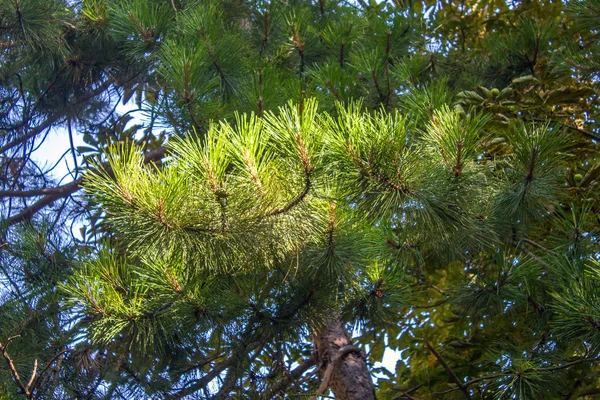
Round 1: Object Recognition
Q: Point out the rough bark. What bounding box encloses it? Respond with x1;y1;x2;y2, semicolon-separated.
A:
313;316;376;400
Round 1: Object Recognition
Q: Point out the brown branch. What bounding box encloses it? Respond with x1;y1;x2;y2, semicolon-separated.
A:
374;170;408;193
521;238;557;255
413;299;448;309
0;184;83;199
433;357;600;396
25;359;37;394
168;327;265;399
265;135;312;217
0;335;30;397
0;116;58;155
526;117;600;141
168;359;235;398
259;12;269;54
384;30;392;107
392;383;424;400
371;69;385;100
534;357;600;372
33;349;70;391
214;368;237;399
386;238;419;250
326;80;344;103
578;388;600;397
4;146;166;227
0;79;114;156
425;340;471;399
264;174;311;217
5;179;82;225
263;358;316;399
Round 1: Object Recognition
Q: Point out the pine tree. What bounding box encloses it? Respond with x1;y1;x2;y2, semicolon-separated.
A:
1;0;599;398
68;95;600;399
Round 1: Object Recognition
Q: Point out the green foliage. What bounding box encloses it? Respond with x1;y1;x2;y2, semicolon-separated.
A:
64;97;599;398
1;0;600;398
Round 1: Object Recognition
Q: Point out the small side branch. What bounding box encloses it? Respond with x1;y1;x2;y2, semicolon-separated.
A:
425;340;471;399
265;135;313;217
0;336;28;396
432;357;600;396
0;335;45;399
521;238;557;255
265;174;311;217
392;383;424;400
3;146;166;227
264;358;316;398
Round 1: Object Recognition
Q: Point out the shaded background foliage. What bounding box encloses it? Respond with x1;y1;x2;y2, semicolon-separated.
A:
0;0;599;398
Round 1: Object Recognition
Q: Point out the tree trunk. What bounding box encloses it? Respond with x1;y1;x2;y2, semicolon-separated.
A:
313;316;377;400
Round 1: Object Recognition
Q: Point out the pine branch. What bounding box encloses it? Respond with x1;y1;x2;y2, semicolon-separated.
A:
0;116;59;155
425;340;471;399
521;238;557;255
263;358;316;399
392;383;423;400
384;30;392;107
0;335;37;399
432;357;600;396
25;359;37;394
0;184;82;199
168;325;266;399
32;349;70;392
265;174;311;217
3;146;166;227
526;117;600;141
168;359;234;398
578;388;600;397
0;79;114;155
264;132;313;217
0;336;25;394
326;80;344;103
6;179;82;226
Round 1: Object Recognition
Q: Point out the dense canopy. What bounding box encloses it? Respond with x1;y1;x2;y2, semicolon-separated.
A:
0;0;599;399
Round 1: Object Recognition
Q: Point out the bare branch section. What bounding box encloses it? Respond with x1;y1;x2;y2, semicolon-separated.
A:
431;356;600;396
0;79;114;156
0;335;71;399
263;358;316;399
425;340;471;399
3;146;167;227
0;336;29;397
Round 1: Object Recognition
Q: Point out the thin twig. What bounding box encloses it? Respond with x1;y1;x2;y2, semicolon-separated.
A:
26;359;37;392
521;238;557;255
392;383;424;400
425;340;471;399
33;349;70;390
0;335;29;397
432;357;600;396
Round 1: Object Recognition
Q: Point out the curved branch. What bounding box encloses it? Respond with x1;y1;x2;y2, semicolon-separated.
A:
264;133;313;217
0;116;60;155
264;173;311;217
